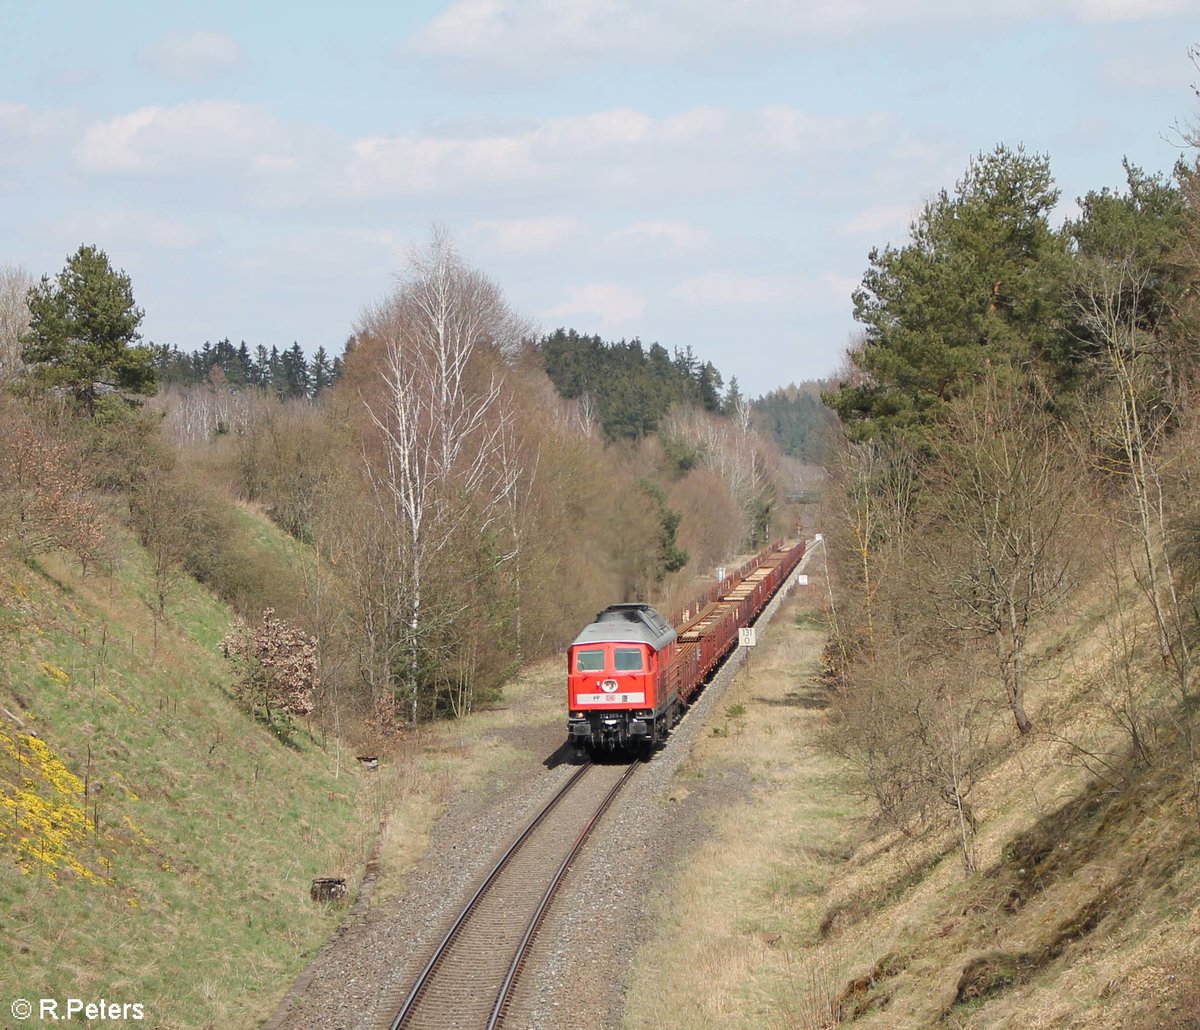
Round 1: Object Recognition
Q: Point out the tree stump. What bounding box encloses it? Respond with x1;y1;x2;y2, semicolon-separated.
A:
310;877;348;903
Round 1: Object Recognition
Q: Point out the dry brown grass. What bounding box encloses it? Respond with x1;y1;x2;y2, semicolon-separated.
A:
623;581;869;1029
621;554;1200;1030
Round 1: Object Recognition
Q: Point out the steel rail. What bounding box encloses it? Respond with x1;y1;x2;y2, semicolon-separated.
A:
486;761;639;1030
389;761;594;1030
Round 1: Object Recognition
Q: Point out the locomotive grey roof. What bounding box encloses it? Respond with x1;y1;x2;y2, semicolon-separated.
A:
571;603;677;650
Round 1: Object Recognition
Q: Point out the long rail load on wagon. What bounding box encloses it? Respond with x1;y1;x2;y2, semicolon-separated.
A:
565;539;806;756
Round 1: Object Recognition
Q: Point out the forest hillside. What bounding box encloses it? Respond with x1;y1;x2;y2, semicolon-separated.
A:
807;133;1200;1025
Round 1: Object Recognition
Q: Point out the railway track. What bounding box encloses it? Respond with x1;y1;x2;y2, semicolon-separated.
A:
390;760;637;1030
389;544;805;1028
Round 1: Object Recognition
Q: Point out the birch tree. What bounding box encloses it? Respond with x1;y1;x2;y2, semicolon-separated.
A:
661;405;778;547
823;434;919;661
0;264;33;388
361;228;528;721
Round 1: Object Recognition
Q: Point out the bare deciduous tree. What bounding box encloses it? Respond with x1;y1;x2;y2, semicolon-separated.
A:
156;378;256;450
130;473;189;649
1075;251;1200;817
661;405;779;547
0;401;103;565
0;264;34;388
825;641;993;875
822;434;919;663
1077;257;1179;662
923;375;1079;736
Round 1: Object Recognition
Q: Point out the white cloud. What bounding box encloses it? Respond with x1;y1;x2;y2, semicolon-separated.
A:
544;283;646;325
1101;52;1194;92
606;221;711;254
754;106;892;157
0;102;45;138
62;210;208;251
671;272;798;306
76;102;285;174
817;272;862;306
405;0;676;75
670;270;863;310
341;104;878;200
344;132;536;195
405;0;1182;76
839;204;915;236
0;102;79;165
143;30;244;81
473;215;580;255
65;97;883;211
534;109;654;151
1067;0;1188;21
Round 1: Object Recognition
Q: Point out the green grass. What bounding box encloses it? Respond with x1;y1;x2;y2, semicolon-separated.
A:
231;501;308;571
0;518;371;1029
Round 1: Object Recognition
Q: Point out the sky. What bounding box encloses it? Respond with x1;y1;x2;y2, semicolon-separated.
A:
2;2;1196;398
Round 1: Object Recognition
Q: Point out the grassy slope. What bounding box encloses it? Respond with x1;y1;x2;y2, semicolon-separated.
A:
0;513;371;1029
624;567;1200;1029
624;592;861;1030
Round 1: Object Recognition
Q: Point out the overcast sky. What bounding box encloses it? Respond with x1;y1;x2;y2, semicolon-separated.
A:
2;2;1196;397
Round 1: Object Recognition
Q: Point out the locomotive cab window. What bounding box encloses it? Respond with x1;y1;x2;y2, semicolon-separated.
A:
614;648;644;672
576;649;605;672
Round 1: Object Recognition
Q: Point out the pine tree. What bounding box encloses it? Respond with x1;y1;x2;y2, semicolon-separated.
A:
281;342;310;398
829;145;1069;440
237;341;254;383
22;244;156;416
310;345;333;396
697;361;724;412
723;375;744;416
254;344;270;389
267;345;282;397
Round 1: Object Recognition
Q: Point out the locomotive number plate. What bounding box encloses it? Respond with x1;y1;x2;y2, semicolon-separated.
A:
575;692;646;705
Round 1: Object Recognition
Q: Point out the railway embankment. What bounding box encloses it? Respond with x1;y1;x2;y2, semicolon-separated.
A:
0;512;377;1027
621;554;857;1029
622;559;1200;1029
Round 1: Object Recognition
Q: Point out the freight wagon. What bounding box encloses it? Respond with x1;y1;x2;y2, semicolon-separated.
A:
566;540;806;755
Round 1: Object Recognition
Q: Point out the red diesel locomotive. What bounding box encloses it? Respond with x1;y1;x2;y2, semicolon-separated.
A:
566;603;682;754
566;540;807;755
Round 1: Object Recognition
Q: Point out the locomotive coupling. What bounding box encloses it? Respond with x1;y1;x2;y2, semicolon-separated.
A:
568;711;651;750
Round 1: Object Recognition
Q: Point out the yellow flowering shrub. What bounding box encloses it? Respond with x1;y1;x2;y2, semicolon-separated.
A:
37;661;70;685
0;728;96;880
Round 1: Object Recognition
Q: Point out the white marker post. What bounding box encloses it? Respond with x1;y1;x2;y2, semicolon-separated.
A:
739;626;756;677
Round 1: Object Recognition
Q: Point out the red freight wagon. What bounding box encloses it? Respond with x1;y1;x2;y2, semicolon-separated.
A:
566;540;807;757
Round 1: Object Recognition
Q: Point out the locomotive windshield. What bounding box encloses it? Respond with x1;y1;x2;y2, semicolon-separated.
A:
614;648;644;671
576;649;605;672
